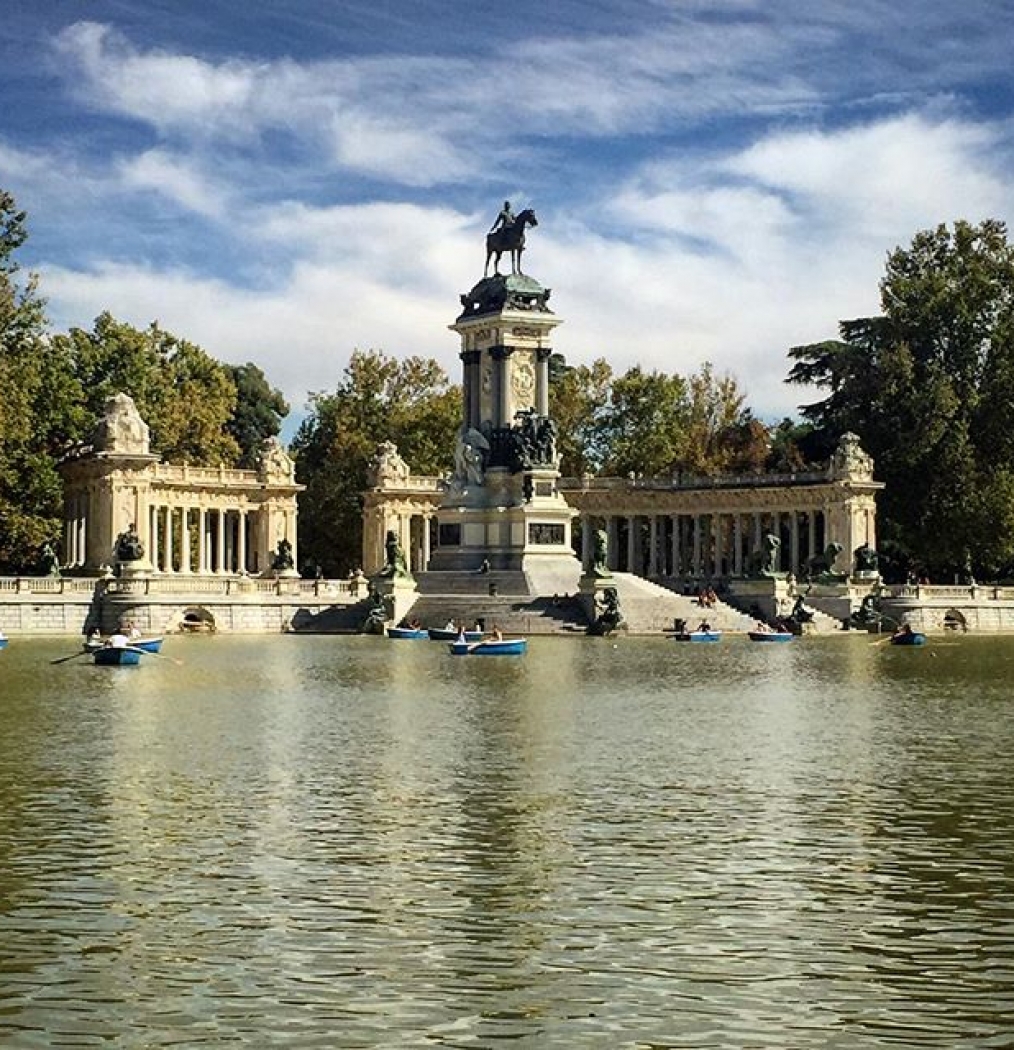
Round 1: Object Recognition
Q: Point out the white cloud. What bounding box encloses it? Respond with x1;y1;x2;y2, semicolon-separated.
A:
35;106;1014;426
117;150;228;217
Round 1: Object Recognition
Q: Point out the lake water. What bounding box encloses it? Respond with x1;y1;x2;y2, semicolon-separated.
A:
1;634;1013;1048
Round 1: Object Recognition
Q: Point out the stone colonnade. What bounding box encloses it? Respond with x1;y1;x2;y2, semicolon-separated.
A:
362;433;884;580
574;508;830;578
60;395;303;577
61;462;303;576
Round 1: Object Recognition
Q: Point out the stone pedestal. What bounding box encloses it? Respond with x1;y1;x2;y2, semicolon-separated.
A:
428;272;579;579
372;575;419;626
577;571;618;622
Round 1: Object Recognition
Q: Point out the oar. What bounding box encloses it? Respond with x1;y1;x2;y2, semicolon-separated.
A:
51;648;93;665
126;645;183;665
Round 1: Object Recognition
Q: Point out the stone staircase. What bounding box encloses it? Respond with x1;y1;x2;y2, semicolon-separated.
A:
407;569;588;635
404;570;756;636
607;574;758;634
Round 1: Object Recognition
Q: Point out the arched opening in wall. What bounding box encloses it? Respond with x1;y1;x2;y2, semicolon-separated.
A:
180;606;216;633
943;609;967;632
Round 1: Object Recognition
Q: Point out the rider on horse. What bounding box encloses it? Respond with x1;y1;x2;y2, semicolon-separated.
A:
489;200;515;234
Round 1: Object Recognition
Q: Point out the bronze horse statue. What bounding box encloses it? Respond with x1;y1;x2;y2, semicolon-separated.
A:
485;208;538;277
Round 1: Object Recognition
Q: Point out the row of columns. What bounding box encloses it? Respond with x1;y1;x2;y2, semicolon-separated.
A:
460;347;552;432
579;510;828;579
64;493;89;569
146;505;270;575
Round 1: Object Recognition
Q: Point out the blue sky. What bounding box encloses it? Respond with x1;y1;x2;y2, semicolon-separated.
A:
4;0;1014;434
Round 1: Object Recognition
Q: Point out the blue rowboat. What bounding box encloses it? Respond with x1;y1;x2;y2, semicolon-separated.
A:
428;628;484;642
890;631;926;646
449;638;527;656
85;635;162;653
131;636;163;653
672;631;722;643
0;638;8;650
93;646;142;666
387;626;429;640
748;631;794;643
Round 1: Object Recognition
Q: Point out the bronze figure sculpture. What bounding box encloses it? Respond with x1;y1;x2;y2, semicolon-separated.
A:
485;206;538;277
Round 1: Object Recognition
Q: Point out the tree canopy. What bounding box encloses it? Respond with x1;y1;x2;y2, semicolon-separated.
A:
788;219;1014;579
0;189;292;572
291;349;460;575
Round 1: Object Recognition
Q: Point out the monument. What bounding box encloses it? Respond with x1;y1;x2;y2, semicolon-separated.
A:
427;203;578;578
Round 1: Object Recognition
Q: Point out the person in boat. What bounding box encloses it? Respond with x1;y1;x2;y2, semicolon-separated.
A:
105;630;130;649
491;623;504;641
697;619;712;633
444;618;456;631
893;622;915;638
673;617;687;635
754;621;772;633
86;627;101;646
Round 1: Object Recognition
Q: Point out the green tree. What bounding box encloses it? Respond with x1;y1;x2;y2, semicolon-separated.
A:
226;363;290;468
788;219;1014;578
596;366;690;478
548;356;613;476
0;192;86;571
292;349;459;575
60;313;241;464
682;363;763;474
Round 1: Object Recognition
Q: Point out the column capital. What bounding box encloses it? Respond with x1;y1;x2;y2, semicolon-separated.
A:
489;344;514;362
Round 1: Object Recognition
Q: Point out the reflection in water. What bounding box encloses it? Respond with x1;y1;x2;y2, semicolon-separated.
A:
1;635;1013;1046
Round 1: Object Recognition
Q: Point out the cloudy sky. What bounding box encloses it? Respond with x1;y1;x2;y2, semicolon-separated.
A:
4;1;1013;434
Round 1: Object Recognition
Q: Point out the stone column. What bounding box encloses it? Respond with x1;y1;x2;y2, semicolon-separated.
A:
150;506;161;572
421;514;432;571
237;510;248;574
535;348;551;417
607;516;619;572
76;498;86;568
807;510;817;560
692;516;702;577
648;516;660;577
671;515;681;578
180;507;192;573
197;508;207;572
790;512;800;574
216;509;226;574
162;505;172;573
581;516;592;569
289;509;299;572
712;514;724;577
626;516;636;574
225;511;235;573
491;346;512;429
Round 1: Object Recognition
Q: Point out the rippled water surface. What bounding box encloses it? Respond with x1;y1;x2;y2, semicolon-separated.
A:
2;633;1014;1047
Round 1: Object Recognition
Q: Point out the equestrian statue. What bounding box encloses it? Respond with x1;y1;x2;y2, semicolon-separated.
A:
485;200;539;277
